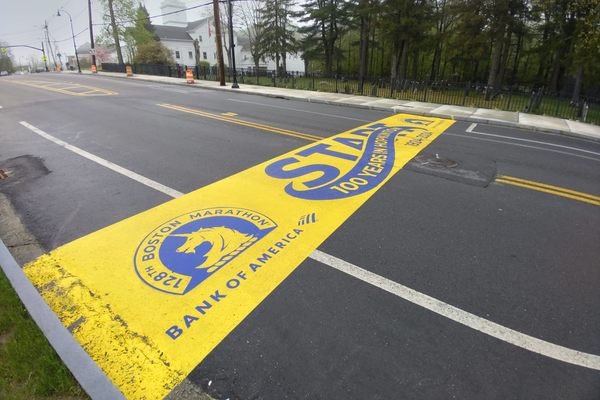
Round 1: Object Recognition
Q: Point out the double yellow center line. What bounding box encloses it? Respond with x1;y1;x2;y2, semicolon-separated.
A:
159;103;599;207
496;175;600;206
158;103;322;142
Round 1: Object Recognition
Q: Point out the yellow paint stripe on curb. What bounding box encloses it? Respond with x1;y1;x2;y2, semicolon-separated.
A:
496;178;600;206
24;114;454;399
159;103;323;142
498;175;600;202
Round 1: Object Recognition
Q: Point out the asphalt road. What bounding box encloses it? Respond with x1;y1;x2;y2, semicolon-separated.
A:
1;73;599;400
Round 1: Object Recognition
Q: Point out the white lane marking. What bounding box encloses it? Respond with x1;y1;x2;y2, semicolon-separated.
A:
309;250;600;371
466;125;600;157
446;133;600;162
466;123;477;133
227;98;372;122
19;121;184;198
19;120;600;371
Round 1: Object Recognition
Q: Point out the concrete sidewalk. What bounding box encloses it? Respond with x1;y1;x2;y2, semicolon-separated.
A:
72;70;600;142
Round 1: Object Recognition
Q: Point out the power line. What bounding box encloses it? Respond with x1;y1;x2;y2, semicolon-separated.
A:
92;1;215;26
53;27;89;43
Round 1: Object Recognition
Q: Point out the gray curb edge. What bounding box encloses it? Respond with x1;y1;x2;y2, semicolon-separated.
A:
0;240;125;400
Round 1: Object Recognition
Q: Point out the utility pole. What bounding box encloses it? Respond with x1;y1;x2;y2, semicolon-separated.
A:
44;21;58;70
41;42;49;71
212;0;226;86
227;0;239;88
88;0;96;71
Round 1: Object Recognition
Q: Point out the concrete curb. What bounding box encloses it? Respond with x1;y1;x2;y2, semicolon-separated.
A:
0;240;125;400
73;71;600;143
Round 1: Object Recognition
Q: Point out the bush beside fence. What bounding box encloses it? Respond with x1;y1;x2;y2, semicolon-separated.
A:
101;63;599;126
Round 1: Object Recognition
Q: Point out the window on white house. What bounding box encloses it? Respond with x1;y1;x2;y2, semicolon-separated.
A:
199;35;202;42
214;52;216;60
175;51;180;59
203;52;207;60
188;51;193;59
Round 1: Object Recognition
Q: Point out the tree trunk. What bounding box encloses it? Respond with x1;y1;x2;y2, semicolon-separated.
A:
281;51;287;75
108;0;124;64
571;64;583;104
358;0;370;92
411;48;419;80
430;43;441;81
485;28;504;99
510;32;523;84
390;40;400;79
496;30;511;88
548;51;562;93
398;40;409;81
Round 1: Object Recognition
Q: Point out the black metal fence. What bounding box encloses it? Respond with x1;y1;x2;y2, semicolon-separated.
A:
101;63;600;126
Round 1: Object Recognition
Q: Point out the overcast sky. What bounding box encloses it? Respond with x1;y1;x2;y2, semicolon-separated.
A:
0;0;212;65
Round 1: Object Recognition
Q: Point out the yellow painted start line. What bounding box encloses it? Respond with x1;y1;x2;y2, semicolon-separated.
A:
11;79;117;96
24;114;454;399
496;175;600;206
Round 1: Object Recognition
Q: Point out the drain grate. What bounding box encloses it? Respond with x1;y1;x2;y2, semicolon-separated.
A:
0;169;9;180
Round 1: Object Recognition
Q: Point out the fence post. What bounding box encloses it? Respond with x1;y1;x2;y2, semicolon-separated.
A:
312;73;315;91
507;86;513;110
335;74;338;93
581;102;589;122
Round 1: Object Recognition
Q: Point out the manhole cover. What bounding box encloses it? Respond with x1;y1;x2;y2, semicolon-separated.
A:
414;154;458;168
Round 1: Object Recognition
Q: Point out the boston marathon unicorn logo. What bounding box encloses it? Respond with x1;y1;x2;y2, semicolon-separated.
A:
134;208;277;295
171;227;258;273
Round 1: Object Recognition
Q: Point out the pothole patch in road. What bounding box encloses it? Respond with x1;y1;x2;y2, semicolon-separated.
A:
406;152;496;187
0;155;50;190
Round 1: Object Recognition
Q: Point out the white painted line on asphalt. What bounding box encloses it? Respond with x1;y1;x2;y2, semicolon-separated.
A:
466;125;600;157
18;121;600;371
446;133;600;162
19;121;184;198
0;240;125;399
309;250;600;371
227;98;373;122
466;122;477;133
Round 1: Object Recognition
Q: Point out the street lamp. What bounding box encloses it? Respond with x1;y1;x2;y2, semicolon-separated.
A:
57;8;81;73
226;0;239;88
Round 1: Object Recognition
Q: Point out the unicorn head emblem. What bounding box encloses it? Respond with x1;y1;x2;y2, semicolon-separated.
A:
171;227;256;273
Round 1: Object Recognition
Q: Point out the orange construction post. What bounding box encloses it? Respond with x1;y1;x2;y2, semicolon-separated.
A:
126;65;133;77
186;69;194;84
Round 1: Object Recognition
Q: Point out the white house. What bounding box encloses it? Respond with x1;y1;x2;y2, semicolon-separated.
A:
154;0;304;72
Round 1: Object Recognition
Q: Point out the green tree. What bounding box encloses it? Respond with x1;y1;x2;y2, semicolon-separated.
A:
134;41;174;64
0;41;14;73
238;0;268;72
298;0;349;75
100;0;136;64
570;0;600;102
258;0;299;75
